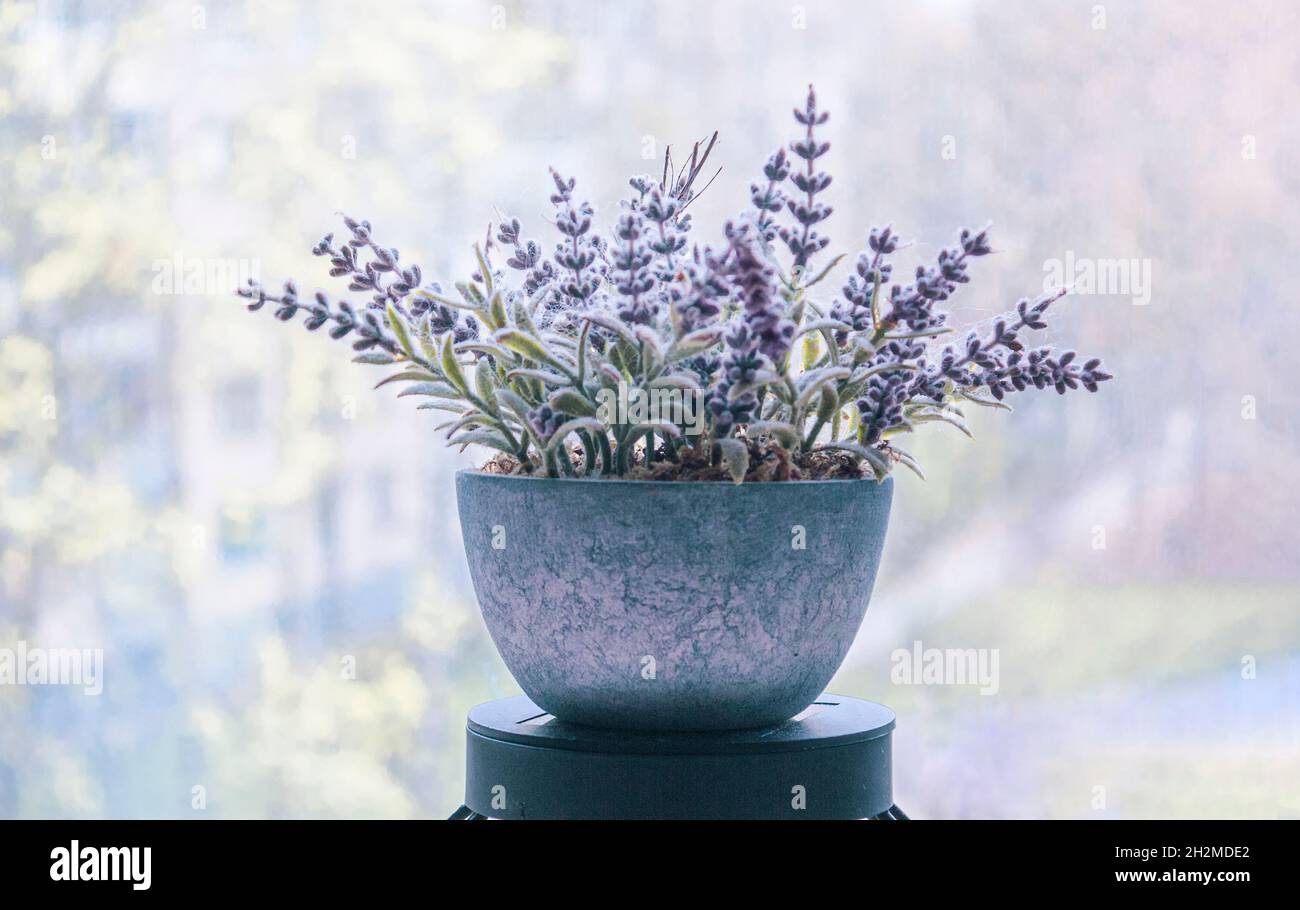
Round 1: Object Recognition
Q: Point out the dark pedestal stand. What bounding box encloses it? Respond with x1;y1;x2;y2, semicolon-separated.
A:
448;693;907;820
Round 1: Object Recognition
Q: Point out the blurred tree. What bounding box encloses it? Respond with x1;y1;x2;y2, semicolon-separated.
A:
0;0;562;818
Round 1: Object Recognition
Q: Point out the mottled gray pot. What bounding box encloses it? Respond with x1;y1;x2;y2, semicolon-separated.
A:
456;470;893;731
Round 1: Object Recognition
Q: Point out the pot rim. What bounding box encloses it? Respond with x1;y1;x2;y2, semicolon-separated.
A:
455;468;893;488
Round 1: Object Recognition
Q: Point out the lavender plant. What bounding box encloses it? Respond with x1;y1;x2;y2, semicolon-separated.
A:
239;86;1111;483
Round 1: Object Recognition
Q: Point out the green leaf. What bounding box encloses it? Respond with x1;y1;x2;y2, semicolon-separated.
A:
474;358;497;409
714;438;749;485
374;369;439;389
386;303;418;361
544;336;579;355
817;385;839;422
579;311;638;347
649;373;702;391
506;367;569;386
410;288;479;313
597;363;624;387
352;352;396;365
417;316;441;364
793;318;852;339
608;341;630;376
576;319;592;384
633;326;663;370
840;362;916;401
450;428;517;455
851;362;916;381
795;366;851;410
396;381;462;399
880;421;915;439
955;389;1014;411
545;417;607;451
803;252;847;289
456;341;517;361
493;329;572;375
438;413;490;438
440;332;468;393
664;326;723;363
416;401;468;412
844;405;861;438
744;421;801;448
910;410;974;438
890;445;926;480
626;421;683;446
813;442;891;479
495;387;532;412
547;389;596;417
455;281;485;307
882;326;954;341
906;401;964;419
801;332;822;371
787;294;806;328
849;336;877;364
474;243;494;296
487;291;507;330
513;298;542;337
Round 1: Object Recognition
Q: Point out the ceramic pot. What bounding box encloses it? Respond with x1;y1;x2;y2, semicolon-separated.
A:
456;470;892;731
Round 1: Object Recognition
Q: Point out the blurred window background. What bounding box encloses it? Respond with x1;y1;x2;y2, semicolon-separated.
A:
1;0;1297;818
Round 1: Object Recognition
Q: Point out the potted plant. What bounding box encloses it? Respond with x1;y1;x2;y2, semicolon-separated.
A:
238;87;1111;731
